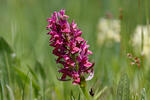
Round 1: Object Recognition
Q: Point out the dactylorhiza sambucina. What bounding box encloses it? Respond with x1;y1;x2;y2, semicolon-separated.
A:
46;9;94;85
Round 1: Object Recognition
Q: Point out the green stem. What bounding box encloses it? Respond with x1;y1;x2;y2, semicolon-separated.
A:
80;76;90;100
80;86;90;100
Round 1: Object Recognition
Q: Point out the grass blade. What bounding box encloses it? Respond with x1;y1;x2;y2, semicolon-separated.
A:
6;85;14;100
94;86;108;100
30;78;32;100
78;93;80;100
140;88;147;100
0;80;5;100
117;73;130;100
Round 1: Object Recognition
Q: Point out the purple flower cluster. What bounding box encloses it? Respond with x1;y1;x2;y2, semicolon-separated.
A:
46;9;94;85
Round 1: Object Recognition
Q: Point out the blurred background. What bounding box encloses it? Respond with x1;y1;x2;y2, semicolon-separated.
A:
0;0;150;100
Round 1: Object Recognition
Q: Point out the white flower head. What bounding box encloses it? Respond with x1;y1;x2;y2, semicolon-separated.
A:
97;18;120;46
133;25;150;57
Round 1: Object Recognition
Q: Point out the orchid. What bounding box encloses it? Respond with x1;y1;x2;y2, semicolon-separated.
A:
46;9;94;85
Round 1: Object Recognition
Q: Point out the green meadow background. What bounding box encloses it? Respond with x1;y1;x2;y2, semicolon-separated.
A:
0;0;150;99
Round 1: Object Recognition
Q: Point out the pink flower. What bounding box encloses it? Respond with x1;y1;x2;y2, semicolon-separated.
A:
46;9;94;85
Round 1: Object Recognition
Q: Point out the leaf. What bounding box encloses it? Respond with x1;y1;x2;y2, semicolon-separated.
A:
116;73;130;100
78;93;80;100
35;61;46;80
94;86;108;100
13;67;40;94
0;37;15;85
30;78;33;100
140;88;147;100
27;65;38;81
0;80;5;100
0;37;13;54
70;90;76;100
6;85;15;100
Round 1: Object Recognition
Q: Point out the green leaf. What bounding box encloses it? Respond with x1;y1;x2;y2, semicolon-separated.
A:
78;93;80;100
117;73;130;100
6;85;15;100
29;78;32;100
13;67;40;95
94;86;108;100
0;37;15;85
0;80;5;100
27;65;38;81
0;37;13;54
35;61;46;80
70;90;76;100
140;88;147;100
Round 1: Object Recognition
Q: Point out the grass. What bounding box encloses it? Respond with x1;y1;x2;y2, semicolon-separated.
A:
0;0;150;99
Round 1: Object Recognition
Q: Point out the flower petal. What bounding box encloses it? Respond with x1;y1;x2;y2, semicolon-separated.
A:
86;71;94;81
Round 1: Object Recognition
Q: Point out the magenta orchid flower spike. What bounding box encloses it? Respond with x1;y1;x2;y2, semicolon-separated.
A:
46;9;94;85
